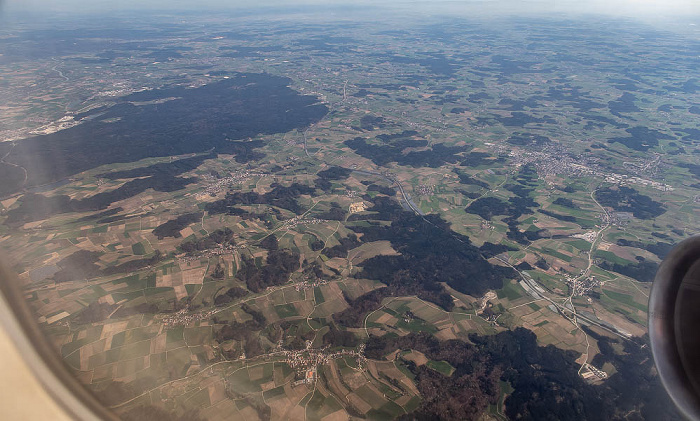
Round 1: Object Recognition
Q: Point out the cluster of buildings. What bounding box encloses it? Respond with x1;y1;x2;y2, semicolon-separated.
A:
161;306;216;328
415;184;435;196
349;202;367;213
283;215;326;229
269;343;367;386
495;143;673;191
567;275;601;298
176;244;241;263
294;278;329;292
581;363;608;381
480;220;494;231
604;211;634;227
622;154;662;178
201;170;266;195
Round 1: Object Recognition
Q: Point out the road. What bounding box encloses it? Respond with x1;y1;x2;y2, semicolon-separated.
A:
348;168;425;215
497;255;631;342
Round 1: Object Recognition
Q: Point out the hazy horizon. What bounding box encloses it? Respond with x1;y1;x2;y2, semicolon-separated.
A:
1;0;699;20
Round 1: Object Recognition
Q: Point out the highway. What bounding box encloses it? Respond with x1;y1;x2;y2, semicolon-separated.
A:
347;168;425;215
496;255;632;342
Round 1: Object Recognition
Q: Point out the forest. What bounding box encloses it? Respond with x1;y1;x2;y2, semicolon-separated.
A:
539;208;577;222
352;212;512;298
153;212;203;239
205;183;315;216
1;73;327;194
323;233;361;258
315;202;347;221
178;228;235;254
214;304;267;358
235;237;300;292
51;248;164;282
594;186;666;219
315;166;353;191
332;198;513;327
4;153;213;226
366;328;678;420
344;136;467;168
454;170;490;189
366;183;396;196
598;258;658;283
213;286;249;306
616;238;674;260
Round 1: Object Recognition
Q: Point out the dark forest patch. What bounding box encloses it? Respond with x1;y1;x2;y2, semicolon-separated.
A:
674;128;700;144
317;166;352;180
376;130;419;143
4;154;214;226
0;162;26;198
153;212;202;239
479;242;518;258
351;208;513;300
315;166;352;191
506;132;551;147
367;183;396;196
461;152;505;168
465;196;512;220
544;86;605;111
74;207;124;223
581;114;629;129
1;73;327;195
178;228;235;254
454;170;489;189
465;165;538;222
323;233;360;258
237;249;300;293
214;286;249;306
366;329;677;421
553;197;576;208
616;239;674;260
598;259;658;283
466;165;543;244
680;163;700;181
315;202;347;221
608;92;640;116
103;251;164;276
608;126;673;151
539;209;577;223
358;115;386;131
594;186;665;219
214;303;267;358
205;183;315;216
345;137;464;168
499;97;540;111
478;112;553;127
53;250;102;283
381;53;458;77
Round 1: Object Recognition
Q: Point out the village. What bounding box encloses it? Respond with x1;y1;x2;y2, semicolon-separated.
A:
490;143;674;191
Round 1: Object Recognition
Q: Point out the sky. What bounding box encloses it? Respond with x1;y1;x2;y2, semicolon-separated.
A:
0;0;698;30
1;0;698;16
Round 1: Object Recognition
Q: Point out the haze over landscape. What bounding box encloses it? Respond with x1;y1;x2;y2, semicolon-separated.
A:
0;1;698;420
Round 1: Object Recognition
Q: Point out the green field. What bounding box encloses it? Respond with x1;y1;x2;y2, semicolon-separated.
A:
275;303;299;318
132;242;146;255
602;289;648;312
497;281;525;301
426;360;455;376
